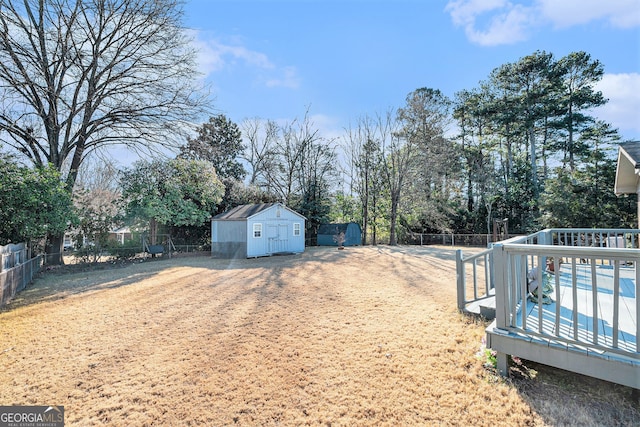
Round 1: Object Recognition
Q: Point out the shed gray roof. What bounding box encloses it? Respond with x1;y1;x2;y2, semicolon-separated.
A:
213;203;279;220
213;203;306;221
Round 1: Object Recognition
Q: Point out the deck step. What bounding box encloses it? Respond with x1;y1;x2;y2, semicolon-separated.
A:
479;297;496;320
465;294;496;320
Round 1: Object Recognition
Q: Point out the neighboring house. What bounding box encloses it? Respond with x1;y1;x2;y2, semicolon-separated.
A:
63;227;133;250
614;141;640;228
211;203;306;258
317;222;362;246
109;226;132;245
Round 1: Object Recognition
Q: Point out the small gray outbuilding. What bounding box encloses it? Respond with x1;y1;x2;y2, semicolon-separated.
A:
211;203;306;258
317;222;362;246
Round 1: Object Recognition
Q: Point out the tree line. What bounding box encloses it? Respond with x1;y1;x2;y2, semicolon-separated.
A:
0;1;636;263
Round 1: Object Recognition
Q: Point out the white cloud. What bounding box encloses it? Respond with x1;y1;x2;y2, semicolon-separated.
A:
191;34;274;77
445;0;639;46
445;0;536;46
265;66;301;89
538;0;640;29
309;113;344;142
189;30;300;90
593;73;640;138
445;0;508;27
467;4;533;46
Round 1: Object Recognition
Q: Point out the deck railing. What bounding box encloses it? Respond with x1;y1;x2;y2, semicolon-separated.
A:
458;228;640;359
456;247;494;313
458;228;640;388
493;241;639;356
457;232;543;314
457;229;640;308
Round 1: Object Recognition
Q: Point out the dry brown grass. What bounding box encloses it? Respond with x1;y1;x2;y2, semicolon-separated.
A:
0;246;637;426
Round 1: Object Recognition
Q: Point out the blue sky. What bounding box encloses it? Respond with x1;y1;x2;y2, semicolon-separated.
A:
184;0;640;142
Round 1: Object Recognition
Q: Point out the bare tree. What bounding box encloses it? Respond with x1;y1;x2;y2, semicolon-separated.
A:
262;110;321;206
344;116;384;245
246;110;336;239
75;156;120;194
241;117;278;186
295;126;337;237
377;109;414;246
0;0;208;263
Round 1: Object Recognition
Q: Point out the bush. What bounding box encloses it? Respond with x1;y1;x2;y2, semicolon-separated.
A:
107;238;141;260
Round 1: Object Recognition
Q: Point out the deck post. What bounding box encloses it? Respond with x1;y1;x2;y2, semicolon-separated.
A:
456;249;465;311
496;353;508;376
492;243;509;329
488;246;495;290
492;243;511;376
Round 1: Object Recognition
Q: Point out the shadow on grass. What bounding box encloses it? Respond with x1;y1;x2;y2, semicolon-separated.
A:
3;245;486;312
508;359;639;425
2;248;319;311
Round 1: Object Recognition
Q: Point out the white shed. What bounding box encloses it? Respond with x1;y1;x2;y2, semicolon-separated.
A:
211;203;306;258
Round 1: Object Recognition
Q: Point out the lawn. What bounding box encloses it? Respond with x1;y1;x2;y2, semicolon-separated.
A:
0;246;637;426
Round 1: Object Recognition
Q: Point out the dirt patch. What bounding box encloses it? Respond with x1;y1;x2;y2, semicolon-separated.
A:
0;246;637;426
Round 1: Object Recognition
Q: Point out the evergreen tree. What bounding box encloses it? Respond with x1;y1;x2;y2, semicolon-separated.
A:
0;157;75;245
180;115;246;181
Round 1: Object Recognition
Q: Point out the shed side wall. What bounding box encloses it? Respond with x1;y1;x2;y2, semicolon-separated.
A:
211;220;247;258
346;223;362;246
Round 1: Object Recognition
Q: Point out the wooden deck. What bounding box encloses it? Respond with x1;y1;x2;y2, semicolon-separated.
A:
458;228;640;389
517;263;637;356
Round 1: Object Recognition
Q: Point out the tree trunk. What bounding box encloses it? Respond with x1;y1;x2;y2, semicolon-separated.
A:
45;233;64;265
467;169;474;213
371;191;378;245
529;126;538;199
389;193;399;246
150;218;158;245
362;170;369;246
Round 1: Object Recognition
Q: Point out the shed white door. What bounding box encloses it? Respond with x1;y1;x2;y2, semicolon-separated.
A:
267;223;289;254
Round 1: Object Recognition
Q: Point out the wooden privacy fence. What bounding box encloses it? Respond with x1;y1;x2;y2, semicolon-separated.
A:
0;243;42;308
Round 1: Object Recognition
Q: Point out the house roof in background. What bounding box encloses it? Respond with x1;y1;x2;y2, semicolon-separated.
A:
614;141;640;195
620;141;640;168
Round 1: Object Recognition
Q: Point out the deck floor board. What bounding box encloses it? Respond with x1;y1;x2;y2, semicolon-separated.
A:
519;263;637;353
